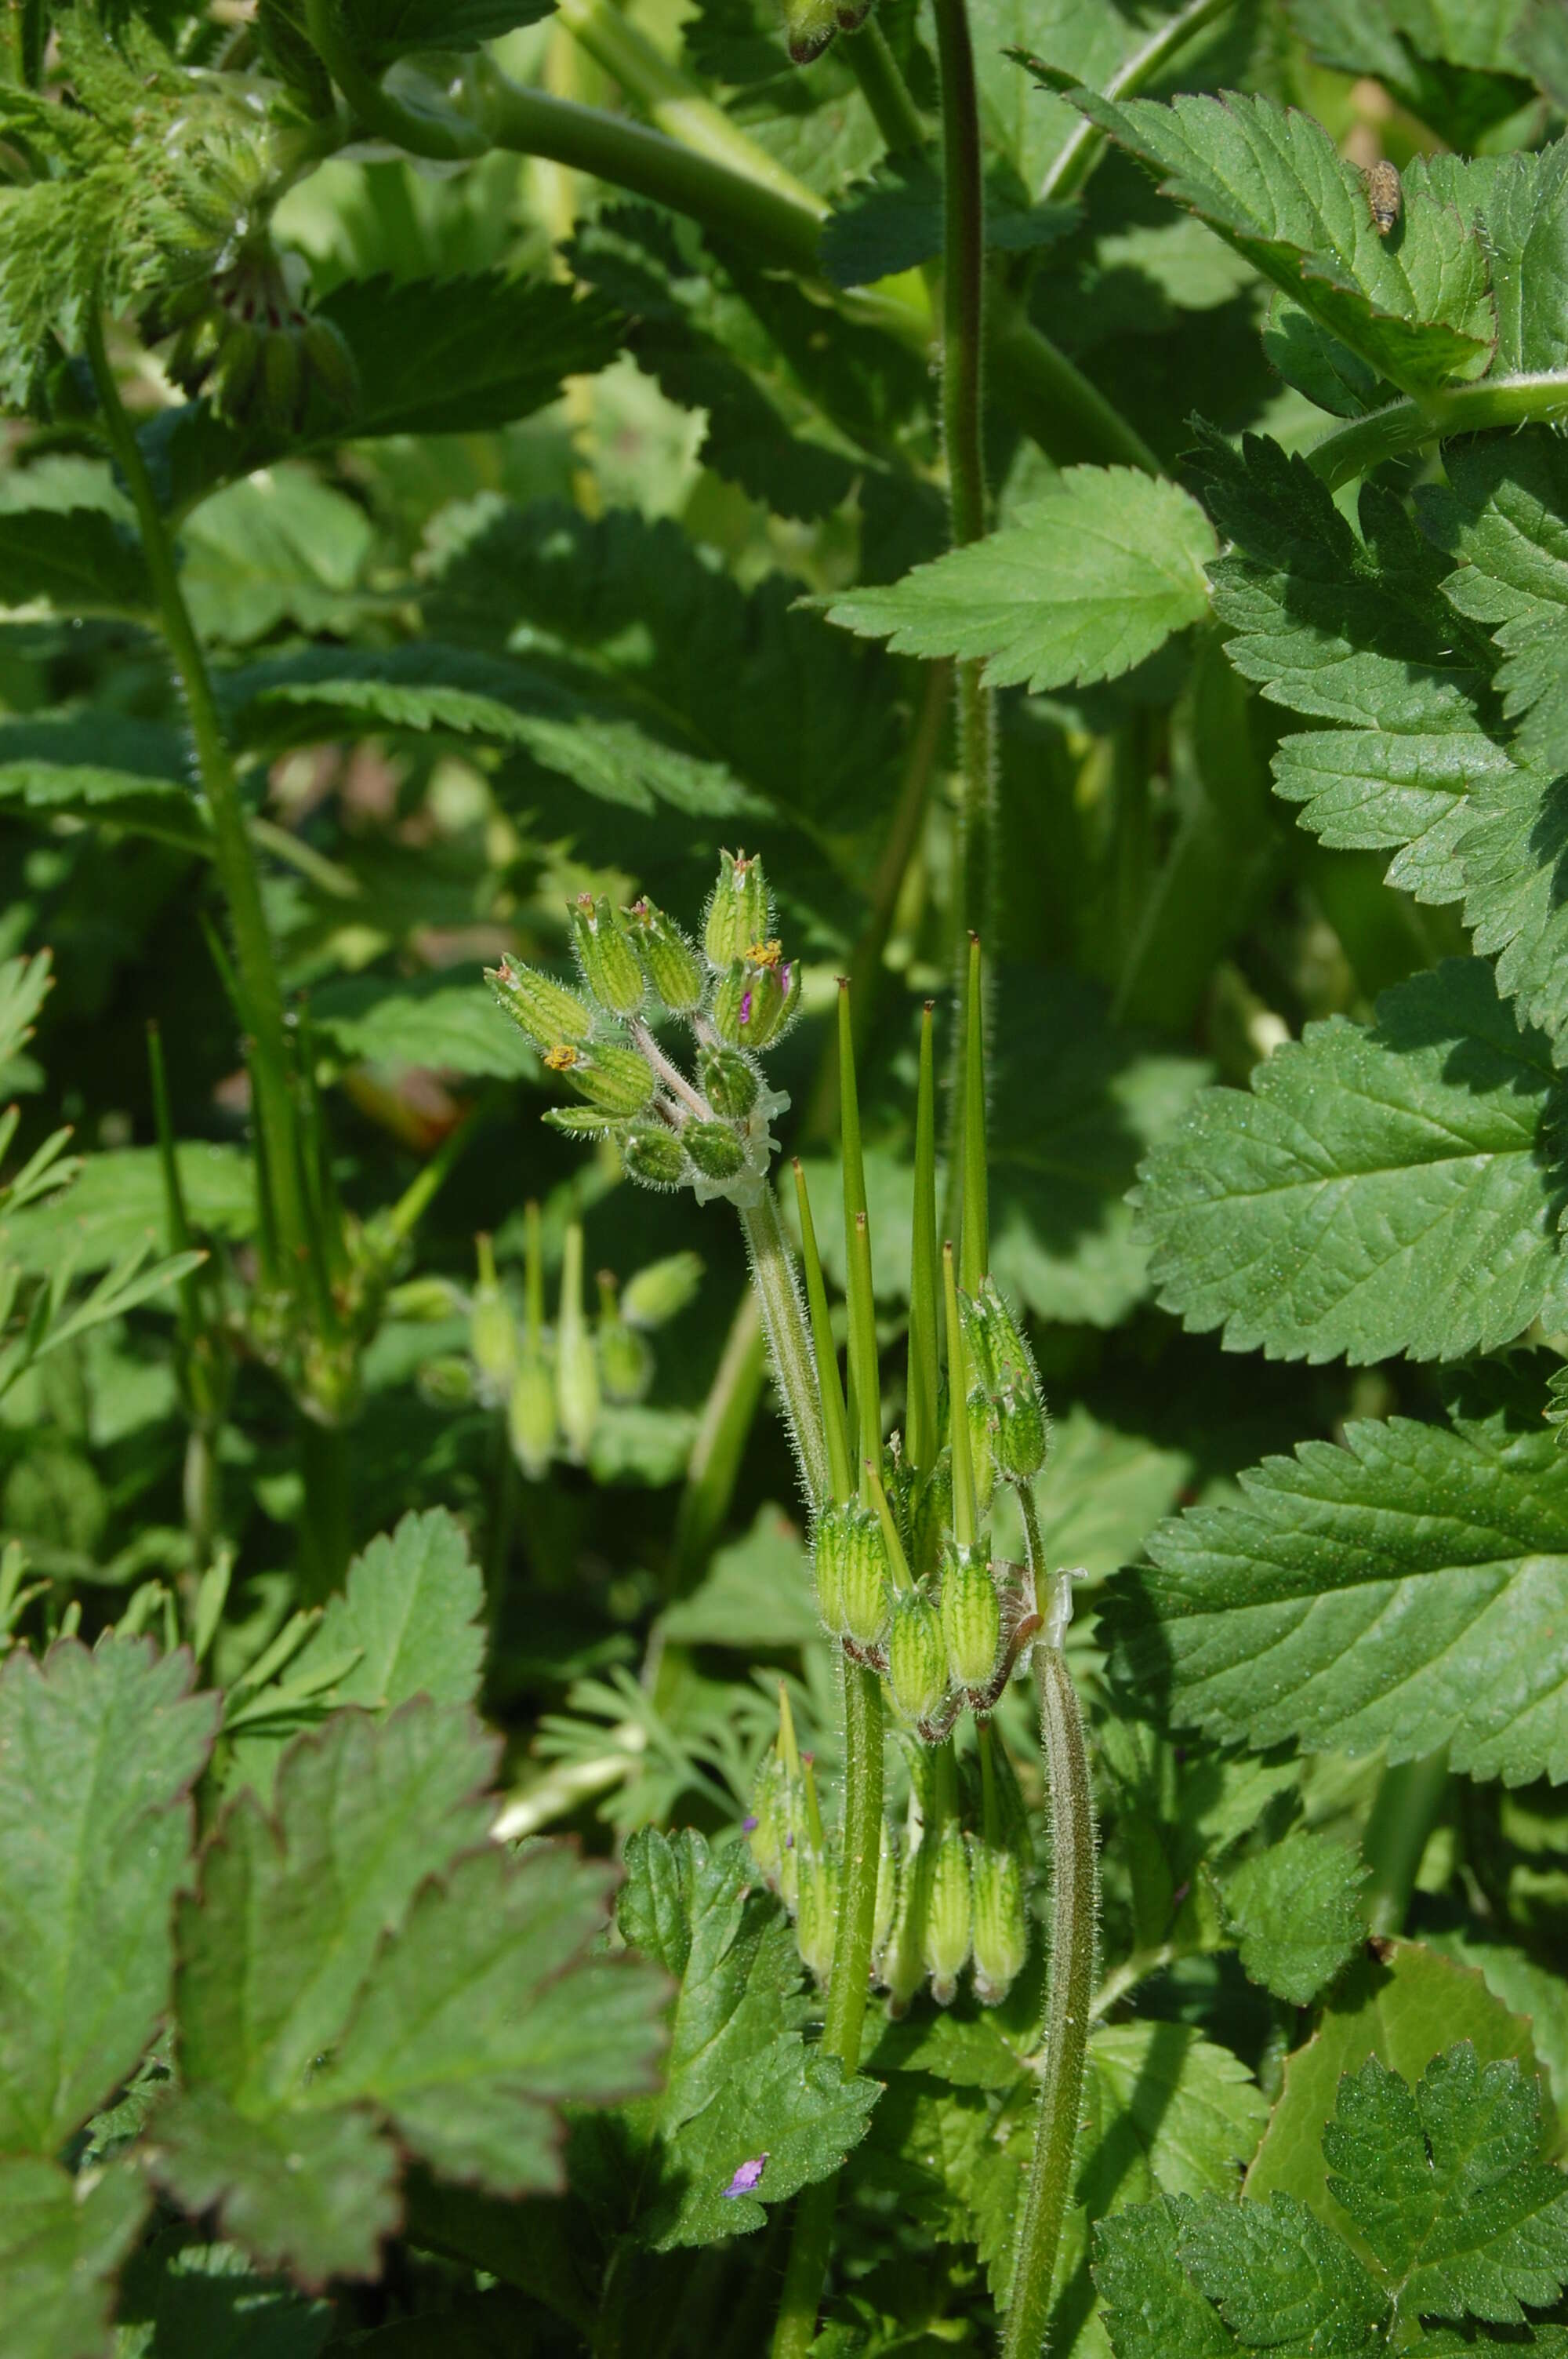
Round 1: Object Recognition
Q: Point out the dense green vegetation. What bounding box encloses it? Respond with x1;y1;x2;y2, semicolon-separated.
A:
3;0;1568;2353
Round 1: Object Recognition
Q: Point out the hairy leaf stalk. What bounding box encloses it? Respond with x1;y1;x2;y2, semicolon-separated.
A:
738;1190;829;1511
1006;1629;1099;2359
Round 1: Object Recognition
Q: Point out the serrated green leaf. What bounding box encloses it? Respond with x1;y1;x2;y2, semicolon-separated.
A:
659;1504;820;1648
1247;1939;1547;2223
1322;2045;1568;2323
1269;727;1511;907
1085;2023;1271;2212
1094;2193;1240;2359
0;1637;217;2154
1425;427;1568;776
180;468;373;649
828;470;1217;692
0;507;151;618
0;707;208;853
1105;1375;1568;1782
1071;89;1495;393
290;1509;487;1712
1224;1831;1369;2005
151;2087;401;2290
1;1145;256;1275
0;2156;150;2359
175;1702;498;2110
1179;2187;1388;2349
313;1845;666;2190
223;644;761;822
1425;1932;1568;2142
310;972;537;1081
1133;958;1568;1365
320;276;621;438
612;1828;878;2248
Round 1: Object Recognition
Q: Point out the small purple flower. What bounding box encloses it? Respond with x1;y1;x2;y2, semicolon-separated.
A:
722;2154;768;2200
742;1814;759;1833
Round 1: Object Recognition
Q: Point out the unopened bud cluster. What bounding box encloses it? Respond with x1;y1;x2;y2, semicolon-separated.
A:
778;0;876;67
749;1707;1033;2011
488;852;801;1211
812;1279;1050;1742
128;93;358;434
420;1225;701;1480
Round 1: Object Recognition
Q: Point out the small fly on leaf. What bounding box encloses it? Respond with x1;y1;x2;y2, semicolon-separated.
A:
1364;160;1402;237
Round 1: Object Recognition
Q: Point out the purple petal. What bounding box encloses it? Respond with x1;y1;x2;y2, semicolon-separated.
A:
722;2154;768;2198
739;988;753;1027
742;1815;759;1833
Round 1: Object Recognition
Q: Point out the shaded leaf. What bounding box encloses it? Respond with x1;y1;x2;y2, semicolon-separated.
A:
310;972;538;1081
1225;1831;1370;2006
0;2156;150;2359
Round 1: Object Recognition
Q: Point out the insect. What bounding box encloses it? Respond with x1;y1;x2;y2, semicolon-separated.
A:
1364;160;1403;237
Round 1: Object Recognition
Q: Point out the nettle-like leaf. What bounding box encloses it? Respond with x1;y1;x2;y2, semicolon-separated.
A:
1104;1369;1568;1783
1223;1830;1370;2006
2;1144;257;1276
0;1638;217;2157
827;470;1217;692
1201;427;1568;1056
0;714;209;855
1071;88;1496;393
1134;958;1568;1365
222;644;760;822
153;1701;666;2284
0;507;152;618
296;1510;487;1714
0;2155;151;2359
604;1829;878;2248
1096;2041;1568;2357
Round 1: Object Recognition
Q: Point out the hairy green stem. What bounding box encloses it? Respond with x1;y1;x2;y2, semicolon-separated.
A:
1037;0;1236;202
86;316;310;1279
771;1657;885;2359
297;1415;352;1604
1306;370;1568;489
1006;1638;1098;2359
1363;1750;1450;1936
738;1189;829;1510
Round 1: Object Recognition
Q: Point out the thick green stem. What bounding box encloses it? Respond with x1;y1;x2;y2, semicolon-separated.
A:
771;1657;885;2359
297;1415;352;1604
1363;1750;1450;1936
1306;371;1568;490
86;317;310;1279
738;1188;829;1510
1005;1639;1098;2359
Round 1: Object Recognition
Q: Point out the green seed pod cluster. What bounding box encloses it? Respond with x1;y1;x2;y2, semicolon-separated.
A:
964;1278;1049;1483
437;1224;696;1481
887;1590;946;1725
865;1731;1033;2012
939;1540;1002;1695
815;1501;891;1648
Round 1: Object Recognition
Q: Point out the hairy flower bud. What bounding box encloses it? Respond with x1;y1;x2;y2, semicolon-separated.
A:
816;1502;890;1648
704;849;771;969
965;1279;1047;1480
746;1754;788;1894
508;1351;556;1479
940;1541;1001;1693
597;1276;655;1405
488;960;594;1051
626;898;704;1013
622;1121;688;1188
622;1250;703;1330
909;1456;952;1582
468;1277;517;1396
923;1821;973;2005
683;1118;746;1182
571;892;644;1017
970;1839;1029;2005
712;943;801;1052
699;1043;760;1120
545;1041;655;1118
887;1591;947;1725
795;1847;839;1985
